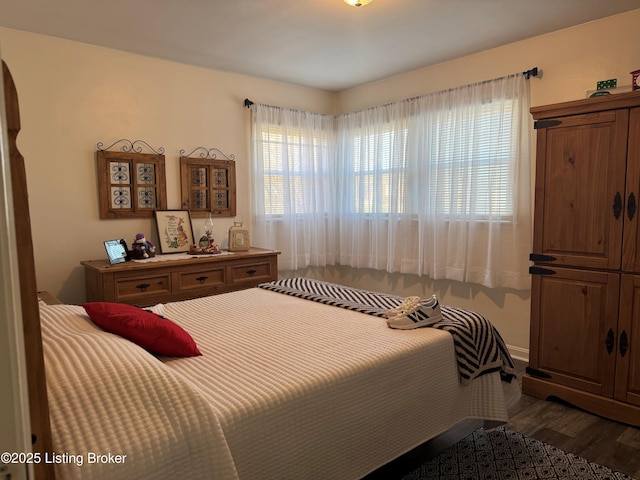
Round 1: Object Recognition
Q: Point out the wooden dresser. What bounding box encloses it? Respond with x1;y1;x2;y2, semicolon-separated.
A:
526;90;640;426
82;247;279;306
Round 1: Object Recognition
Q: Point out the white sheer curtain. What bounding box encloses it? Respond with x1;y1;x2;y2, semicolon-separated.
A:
250;104;337;270
250;73;532;289
335;74;532;289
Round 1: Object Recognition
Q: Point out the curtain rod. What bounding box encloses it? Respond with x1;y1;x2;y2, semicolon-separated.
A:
243;67;540;108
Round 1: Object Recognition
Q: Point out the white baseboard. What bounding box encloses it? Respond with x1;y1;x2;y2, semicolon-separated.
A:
506;345;529;363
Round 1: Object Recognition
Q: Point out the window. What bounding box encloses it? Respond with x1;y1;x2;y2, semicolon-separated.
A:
341;97;519;220
351;126;407;214
425;99;518;219
250;73;532;289
255;120;333;217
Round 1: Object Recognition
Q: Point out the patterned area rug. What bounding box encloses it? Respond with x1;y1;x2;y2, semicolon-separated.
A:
402;426;636;479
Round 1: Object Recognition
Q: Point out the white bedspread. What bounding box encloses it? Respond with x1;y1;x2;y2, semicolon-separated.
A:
154;288;521;480
39;289;519;479
40;304;240;480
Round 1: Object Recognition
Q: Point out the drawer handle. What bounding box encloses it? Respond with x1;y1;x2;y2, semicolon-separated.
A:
196;276;208;283
246;269;257;275
136;283;151;292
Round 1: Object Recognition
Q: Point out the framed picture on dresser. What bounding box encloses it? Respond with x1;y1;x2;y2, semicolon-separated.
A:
154;209;194;254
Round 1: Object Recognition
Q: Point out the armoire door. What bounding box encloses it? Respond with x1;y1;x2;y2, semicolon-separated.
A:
616;274;640;406
622;107;640;272
529;266;620;397
532;109;629;270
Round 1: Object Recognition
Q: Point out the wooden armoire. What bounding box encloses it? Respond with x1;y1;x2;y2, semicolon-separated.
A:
525;90;640;426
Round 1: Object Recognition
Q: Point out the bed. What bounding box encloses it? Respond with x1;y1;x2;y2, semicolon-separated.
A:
4;60;520;480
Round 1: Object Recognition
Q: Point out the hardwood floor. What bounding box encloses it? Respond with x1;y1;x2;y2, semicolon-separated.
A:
507;360;640;479
365;360;640;479
507;393;640;478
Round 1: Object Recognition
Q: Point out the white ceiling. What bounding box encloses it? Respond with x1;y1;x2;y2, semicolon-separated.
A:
1;0;640;92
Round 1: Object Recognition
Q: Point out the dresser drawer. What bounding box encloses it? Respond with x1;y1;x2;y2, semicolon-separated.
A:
230;260;273;284
114;273;172;301
177;266;226;292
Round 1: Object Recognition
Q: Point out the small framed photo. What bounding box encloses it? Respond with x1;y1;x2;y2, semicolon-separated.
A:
154;209;195;254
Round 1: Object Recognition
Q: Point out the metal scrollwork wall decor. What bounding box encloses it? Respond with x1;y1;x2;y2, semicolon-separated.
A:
96;139;167;219
178;146;235;161
179;146;237;218
97;139;166;155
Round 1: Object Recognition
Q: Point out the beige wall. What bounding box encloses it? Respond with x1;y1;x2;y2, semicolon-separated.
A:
1;8;639;358
0;27;335;302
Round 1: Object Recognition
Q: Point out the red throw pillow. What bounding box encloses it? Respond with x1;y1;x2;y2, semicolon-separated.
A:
83;302;201;357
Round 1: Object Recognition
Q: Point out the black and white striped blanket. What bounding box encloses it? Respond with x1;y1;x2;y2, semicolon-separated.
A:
258;278;516;385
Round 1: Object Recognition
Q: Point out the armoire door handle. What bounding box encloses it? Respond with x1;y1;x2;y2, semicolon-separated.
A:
605;328;615;355
620;331;629;357
628;193;637;221
613;192;622;219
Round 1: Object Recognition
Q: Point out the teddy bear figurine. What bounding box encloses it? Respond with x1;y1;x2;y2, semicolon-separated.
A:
130;233;156;259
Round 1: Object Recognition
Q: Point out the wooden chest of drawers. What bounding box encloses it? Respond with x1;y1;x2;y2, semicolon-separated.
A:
82;248;279;306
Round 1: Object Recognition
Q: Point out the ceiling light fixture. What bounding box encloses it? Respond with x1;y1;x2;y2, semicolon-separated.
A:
344;0;373;6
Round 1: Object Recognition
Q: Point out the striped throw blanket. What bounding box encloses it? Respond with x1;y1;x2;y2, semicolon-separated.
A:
258;278;516;385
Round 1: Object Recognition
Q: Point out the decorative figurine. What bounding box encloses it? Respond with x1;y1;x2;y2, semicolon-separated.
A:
632;70;640;91
130;233;156;259
228;216;250;252
189;213;220;254
204;212;215;247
